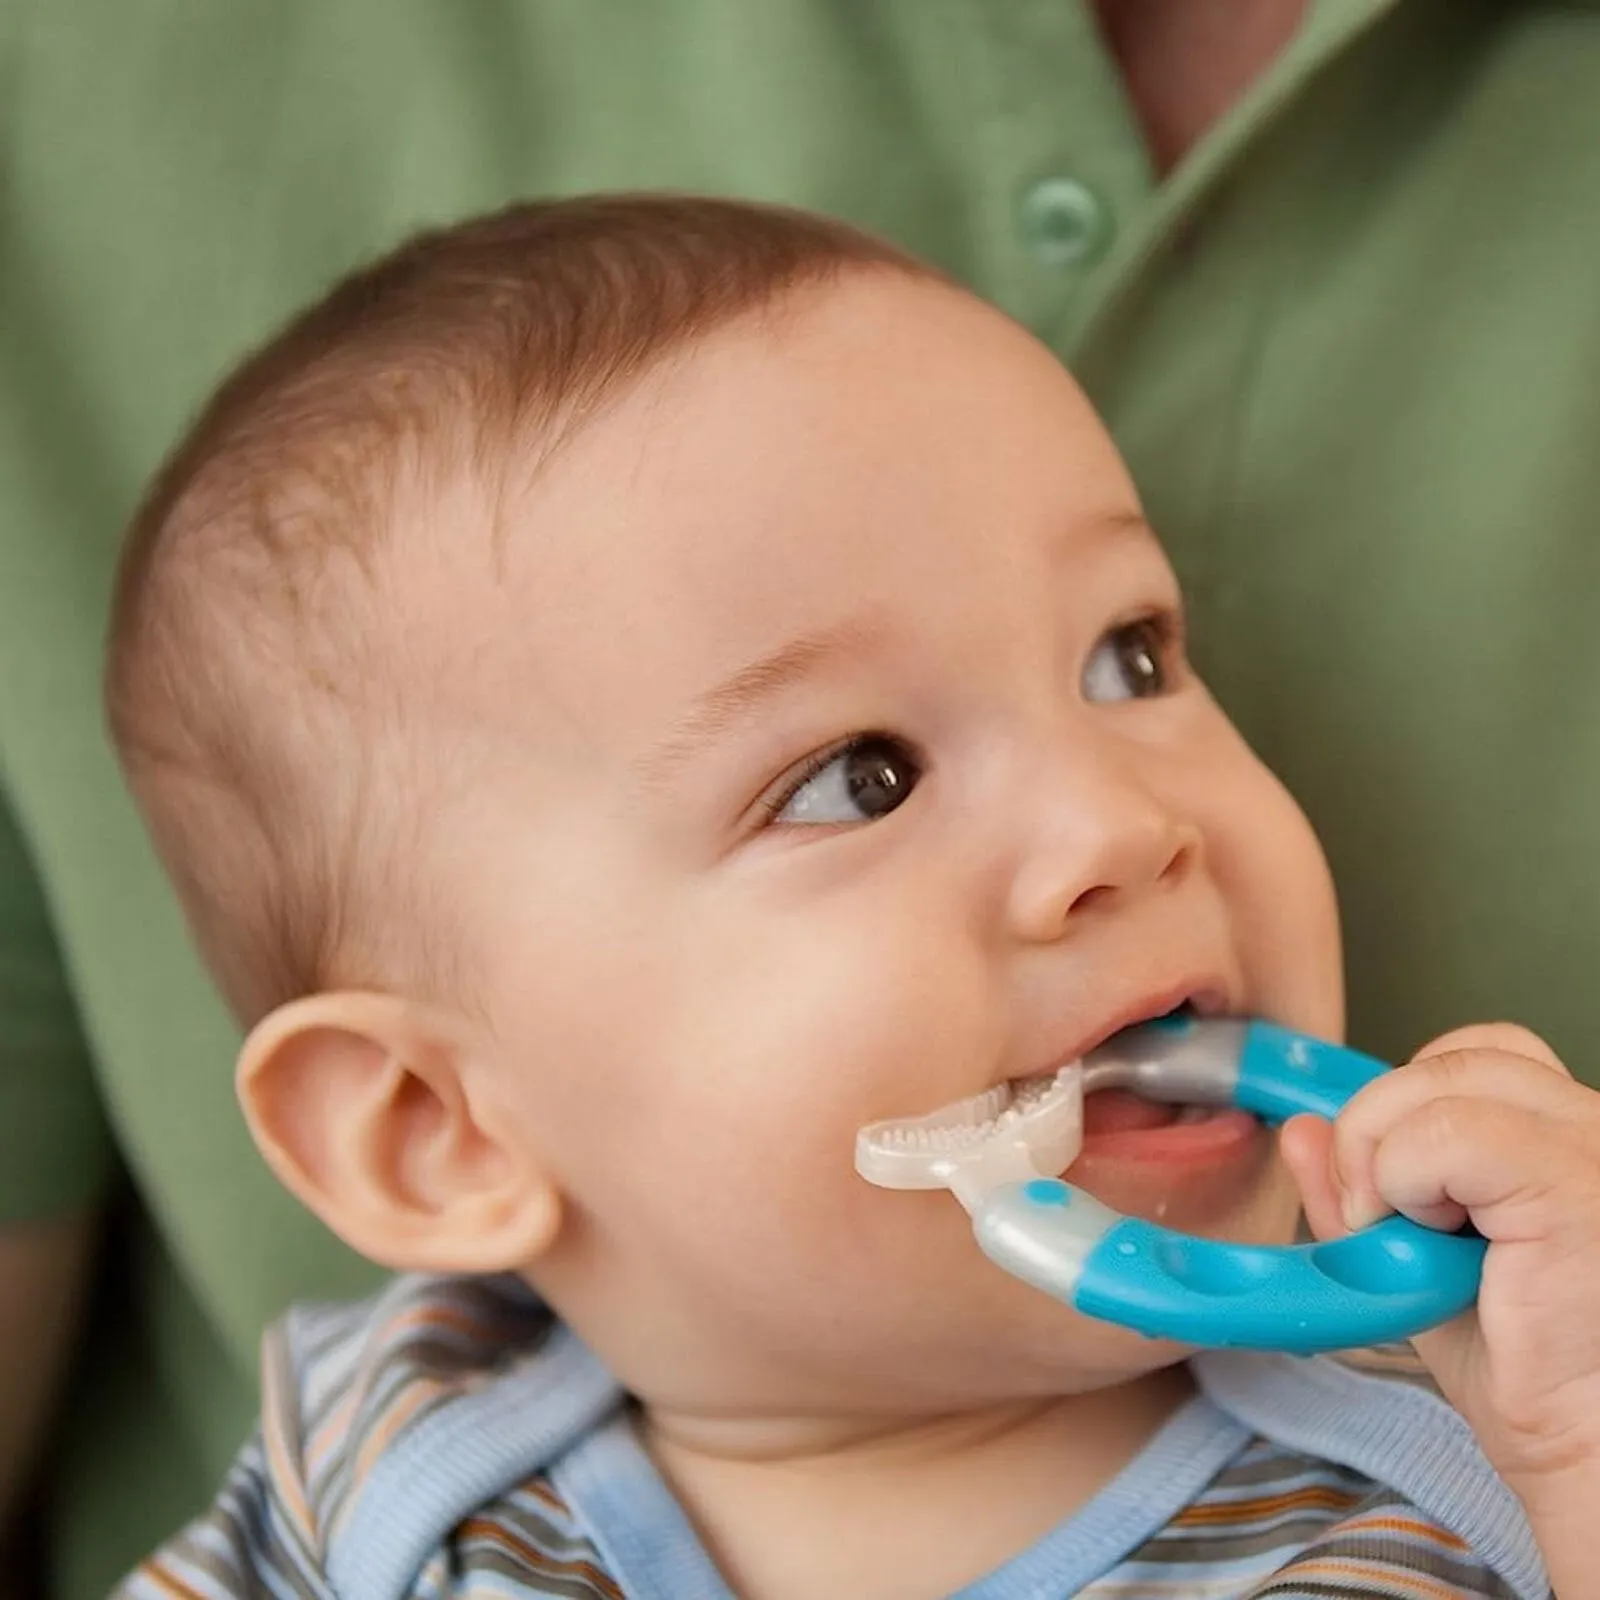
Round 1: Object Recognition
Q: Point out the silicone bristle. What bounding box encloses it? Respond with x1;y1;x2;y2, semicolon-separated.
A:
855;1066;1085;1204
872;1080;1059;1150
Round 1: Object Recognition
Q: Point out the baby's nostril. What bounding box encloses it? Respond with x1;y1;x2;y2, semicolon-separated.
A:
1160;838;1197;886
1068;883;1117;917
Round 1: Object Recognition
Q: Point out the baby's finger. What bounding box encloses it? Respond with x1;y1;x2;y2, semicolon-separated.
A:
1411;1022;1569;1076
1278;1114;1344;1240
1364;1097;1600;1245
1331;1050;1598;1230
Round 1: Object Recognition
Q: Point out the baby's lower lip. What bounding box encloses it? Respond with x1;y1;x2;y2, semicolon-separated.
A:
1078;1088;1260;1164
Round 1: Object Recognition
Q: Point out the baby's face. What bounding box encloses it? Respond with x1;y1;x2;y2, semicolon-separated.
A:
435;274;1341;1414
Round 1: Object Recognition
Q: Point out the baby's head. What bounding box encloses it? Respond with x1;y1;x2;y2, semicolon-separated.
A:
108;196;1342;1426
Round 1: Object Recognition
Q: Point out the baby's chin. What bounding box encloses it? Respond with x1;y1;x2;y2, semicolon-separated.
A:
793;1298;1198;1422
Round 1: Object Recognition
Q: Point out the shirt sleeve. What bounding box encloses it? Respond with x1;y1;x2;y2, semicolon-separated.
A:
110;1322;334;1599
108;1430;333;1600
0;781;115;1221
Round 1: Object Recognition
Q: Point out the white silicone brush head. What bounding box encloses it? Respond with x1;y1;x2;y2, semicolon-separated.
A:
855;1066;1084;1213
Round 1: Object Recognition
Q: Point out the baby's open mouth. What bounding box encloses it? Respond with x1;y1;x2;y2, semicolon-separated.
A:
1009;999;1251;1158
1082;1090;1227;1136
858;1001;1262;1199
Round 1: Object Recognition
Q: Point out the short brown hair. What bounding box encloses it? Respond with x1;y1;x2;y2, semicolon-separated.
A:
106;195;933;1024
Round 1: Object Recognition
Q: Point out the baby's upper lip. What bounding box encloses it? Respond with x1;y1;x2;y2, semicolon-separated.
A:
1021;976;1232;1085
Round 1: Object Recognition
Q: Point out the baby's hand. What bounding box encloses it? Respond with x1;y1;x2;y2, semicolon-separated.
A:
1282;1024;1600;1588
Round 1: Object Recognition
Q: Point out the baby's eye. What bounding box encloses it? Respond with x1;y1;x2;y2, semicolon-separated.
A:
771;735;922;826
1081;615;1176;703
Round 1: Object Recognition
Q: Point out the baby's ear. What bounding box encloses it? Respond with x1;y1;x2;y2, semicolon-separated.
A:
237;993;560;1274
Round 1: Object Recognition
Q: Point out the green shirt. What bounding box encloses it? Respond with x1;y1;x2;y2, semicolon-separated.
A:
5;3;1600;1593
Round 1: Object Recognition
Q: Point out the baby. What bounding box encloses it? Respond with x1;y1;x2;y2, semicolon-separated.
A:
105;196;1600;1599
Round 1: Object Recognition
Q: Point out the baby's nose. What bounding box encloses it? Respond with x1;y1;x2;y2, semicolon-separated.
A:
1006;770;1201;941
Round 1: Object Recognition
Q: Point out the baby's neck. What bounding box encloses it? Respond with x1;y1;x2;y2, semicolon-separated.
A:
638;1365;1196;1600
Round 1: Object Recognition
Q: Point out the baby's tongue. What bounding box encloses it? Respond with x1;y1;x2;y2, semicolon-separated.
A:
1081;1088;1180;1137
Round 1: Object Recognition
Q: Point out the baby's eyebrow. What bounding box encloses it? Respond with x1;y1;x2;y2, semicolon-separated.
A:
632;612;886;790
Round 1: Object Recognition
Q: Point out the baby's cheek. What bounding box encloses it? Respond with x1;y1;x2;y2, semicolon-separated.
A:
1208;770;1343;1037
716;921;987;1096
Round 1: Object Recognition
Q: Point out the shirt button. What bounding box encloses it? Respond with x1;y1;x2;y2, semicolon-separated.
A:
1019;177;1112;267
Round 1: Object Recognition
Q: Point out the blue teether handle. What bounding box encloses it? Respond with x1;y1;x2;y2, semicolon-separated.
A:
973;1019;1487;1352
1073;1213;1485;1354
1235;1020;1391;1123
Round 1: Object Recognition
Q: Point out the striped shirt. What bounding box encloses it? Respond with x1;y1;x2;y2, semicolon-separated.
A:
114;1275;1550;1600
